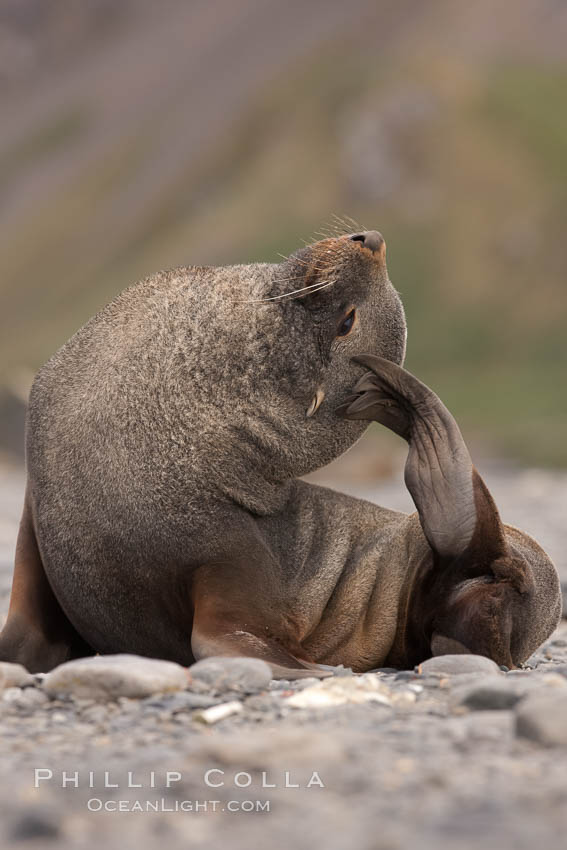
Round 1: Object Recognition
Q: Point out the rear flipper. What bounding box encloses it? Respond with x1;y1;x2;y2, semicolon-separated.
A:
191;561;331;679
0;488;93;673
338;355;561;668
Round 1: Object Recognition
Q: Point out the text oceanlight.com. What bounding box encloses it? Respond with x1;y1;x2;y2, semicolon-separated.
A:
87;799;271;813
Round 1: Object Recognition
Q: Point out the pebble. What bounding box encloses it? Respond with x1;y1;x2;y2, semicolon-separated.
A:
143;691;219;712
1;686;49;709
394;670;419;682
42;654;190;701
515;692;567;746
417;655;501;677
456;680;524;711
188;656;272;694
8;809;60;842
268;679;292;690
0;662;35;690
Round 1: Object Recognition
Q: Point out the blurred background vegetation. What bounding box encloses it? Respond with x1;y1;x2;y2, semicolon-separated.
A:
0;0;566;469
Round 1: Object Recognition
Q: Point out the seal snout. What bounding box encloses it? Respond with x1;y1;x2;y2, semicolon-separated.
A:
349;231;385;257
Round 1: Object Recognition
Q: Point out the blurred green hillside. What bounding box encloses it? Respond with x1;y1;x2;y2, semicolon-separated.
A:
1;0;566;465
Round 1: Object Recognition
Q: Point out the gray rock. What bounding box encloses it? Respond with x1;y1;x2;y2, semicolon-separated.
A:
188;657;272;694
417;655;501;677
516;692;567;746
317;663;354;676
394;670;418;682
1;686;49;709
42;654;190;701
0;661;34;690
143;691;219;712
456;680;524;711
269;679;292;690
8;808;60;842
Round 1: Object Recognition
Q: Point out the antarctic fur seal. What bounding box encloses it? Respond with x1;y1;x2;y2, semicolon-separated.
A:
0;229;561;675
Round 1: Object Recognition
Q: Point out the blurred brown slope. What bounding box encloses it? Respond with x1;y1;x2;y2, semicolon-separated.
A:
0;0;566;465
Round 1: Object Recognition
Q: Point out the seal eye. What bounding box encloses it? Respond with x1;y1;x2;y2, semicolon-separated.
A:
337;309;356;337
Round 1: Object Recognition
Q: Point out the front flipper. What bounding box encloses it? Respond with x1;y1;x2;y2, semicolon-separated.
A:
337;354;530;589
0;487;94;672
336;355;553;668
191;562;331;680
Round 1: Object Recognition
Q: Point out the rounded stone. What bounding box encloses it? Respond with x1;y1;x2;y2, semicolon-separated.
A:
457;681;523;711
9;809;60;842
42;654;190;701
0;662;35;690
416;655;501;677
143;691;219;712
1;686;49;709
188;657;272;694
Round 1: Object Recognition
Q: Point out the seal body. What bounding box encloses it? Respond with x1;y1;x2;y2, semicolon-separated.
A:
0;231;560;675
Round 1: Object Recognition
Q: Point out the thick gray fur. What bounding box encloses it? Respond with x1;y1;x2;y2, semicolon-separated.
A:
11;233;561;670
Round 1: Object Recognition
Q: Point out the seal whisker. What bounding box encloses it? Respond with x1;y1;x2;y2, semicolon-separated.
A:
342;213;367;232
289;255;335;270
329;214;352;234
277;253;334;273
321;217;348;234
239;279;336;304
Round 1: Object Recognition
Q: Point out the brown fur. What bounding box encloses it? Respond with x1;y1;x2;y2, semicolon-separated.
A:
0;229;560;675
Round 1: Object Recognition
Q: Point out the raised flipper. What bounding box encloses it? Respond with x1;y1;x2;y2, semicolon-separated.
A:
337;355;561;667
0;487;93;673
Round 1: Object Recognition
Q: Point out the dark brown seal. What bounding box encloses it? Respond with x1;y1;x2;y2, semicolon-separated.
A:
0;230;560;676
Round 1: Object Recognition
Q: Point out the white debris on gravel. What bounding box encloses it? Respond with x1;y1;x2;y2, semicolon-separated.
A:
193;700;244;724
286;673;415;708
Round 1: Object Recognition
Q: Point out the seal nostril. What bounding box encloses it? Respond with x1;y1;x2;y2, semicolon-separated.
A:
349;231;385;255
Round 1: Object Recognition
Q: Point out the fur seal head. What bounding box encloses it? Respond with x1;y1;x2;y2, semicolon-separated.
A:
210;230;406;505
32;230;406;517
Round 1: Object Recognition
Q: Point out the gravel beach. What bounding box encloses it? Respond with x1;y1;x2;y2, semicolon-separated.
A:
1;459;566;850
